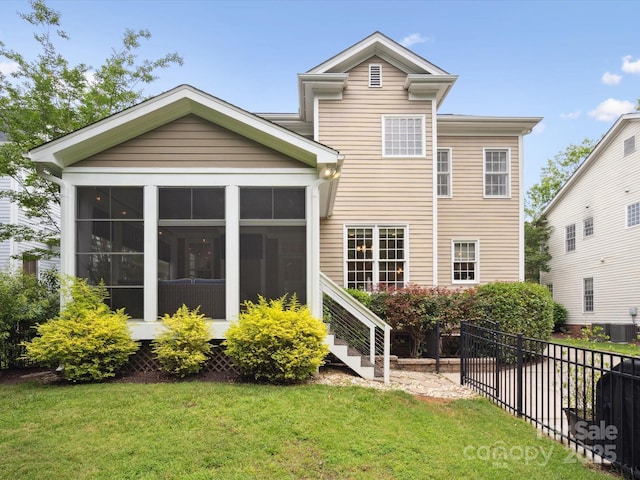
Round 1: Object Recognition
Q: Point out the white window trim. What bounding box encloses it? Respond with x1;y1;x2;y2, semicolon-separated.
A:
583;217;594;238
565;224;576;252
451;239;480;285
583;277;594;313
343;224;409;289
369;64;382;88
624;136;636;157
437;148;452;198
626;201;640;228
381;115;426;158
482;148;511;198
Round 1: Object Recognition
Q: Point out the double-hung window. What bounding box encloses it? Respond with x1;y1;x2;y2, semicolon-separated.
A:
584;277;594;312
452;240;478;284
565;224;576;252
346;226;406;290
484;149;510;197
437;149;451;197
627;202;640;228
382;116;425;157
583;217;594;237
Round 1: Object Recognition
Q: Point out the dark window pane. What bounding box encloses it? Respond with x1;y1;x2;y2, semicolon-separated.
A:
193;188;225;219
159;188;191;219
111;187;143;219
77;187;109;219
240;188;272;219
113;254;144;285
109;288;143;318
274;188;305;219
77;254;111;285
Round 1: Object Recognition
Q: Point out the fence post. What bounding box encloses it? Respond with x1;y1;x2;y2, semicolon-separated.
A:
435;320;440;374
460;321;466;386
516;333;523;418
494;322;500;399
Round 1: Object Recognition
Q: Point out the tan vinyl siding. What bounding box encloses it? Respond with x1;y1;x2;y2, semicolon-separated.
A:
76;114;306;169
437;136;520;286
318;57;434;286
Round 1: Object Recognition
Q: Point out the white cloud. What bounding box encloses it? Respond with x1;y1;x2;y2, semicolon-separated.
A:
622;55;640;74
588;98;635;121
560;110;581;120
0;61;19;75
400;33;430;47
601;72;622;85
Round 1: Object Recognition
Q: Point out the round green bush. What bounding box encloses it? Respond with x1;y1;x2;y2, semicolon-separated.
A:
23;277;139;382
473;281;554;341
224;296;329;384
153;305;212;377
552;301;568;333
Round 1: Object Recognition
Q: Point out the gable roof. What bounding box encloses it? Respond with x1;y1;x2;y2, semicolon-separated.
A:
29;85;339;176
542;112;640;216
298;32;458;122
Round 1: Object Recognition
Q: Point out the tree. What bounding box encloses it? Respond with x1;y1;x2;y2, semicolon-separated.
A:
0;0;183;259
524;217;552;283
525;138;596;220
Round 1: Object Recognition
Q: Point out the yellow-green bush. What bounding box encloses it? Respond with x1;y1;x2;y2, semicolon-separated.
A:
224;296;328;384
152;305;212;377
23;277;139;382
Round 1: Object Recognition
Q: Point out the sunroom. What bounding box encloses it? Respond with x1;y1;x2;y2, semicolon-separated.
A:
29;85;341;340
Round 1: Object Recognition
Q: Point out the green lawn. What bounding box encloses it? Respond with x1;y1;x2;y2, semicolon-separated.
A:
0;379;615;480
553;336;640;357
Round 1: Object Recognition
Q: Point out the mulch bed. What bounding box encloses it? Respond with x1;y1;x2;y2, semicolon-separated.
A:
0;367;240;386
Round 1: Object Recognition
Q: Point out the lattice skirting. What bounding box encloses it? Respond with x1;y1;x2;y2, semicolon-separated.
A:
124;341;237;374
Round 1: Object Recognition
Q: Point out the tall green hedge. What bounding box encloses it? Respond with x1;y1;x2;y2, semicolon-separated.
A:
473;281;554;340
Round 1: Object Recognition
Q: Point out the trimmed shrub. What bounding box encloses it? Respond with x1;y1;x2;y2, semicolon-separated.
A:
153;305;212;377
0;270;59;350
23;277;139;382
224;296;328;384
552;301;568;333
345;288;372;308
473;281;554;341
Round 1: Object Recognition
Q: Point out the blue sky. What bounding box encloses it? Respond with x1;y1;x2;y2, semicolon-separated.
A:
1;0;639;191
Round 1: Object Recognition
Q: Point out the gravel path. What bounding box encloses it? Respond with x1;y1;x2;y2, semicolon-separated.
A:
313;367;477;400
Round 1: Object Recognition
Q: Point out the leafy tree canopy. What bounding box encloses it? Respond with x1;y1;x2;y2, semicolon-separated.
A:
525;138;596;221
0;0;182;258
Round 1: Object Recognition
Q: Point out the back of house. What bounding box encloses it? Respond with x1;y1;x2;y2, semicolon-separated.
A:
29;32;540;340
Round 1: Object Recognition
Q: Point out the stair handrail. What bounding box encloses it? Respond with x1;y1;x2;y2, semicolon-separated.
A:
320;272;391;383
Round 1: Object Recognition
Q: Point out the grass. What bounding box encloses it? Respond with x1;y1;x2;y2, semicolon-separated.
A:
0;380;617;480
553;336;640;357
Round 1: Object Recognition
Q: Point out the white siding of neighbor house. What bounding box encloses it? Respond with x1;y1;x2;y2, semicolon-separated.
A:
0;176;60;275
0;176;11;270
541;119;640;325
318;57;434;287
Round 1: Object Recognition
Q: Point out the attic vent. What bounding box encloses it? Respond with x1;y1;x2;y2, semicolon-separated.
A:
624;135;636;156
369;64;382;87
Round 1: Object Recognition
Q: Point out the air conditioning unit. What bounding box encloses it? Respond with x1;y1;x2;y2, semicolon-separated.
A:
592;323;611;338
609;324;637;343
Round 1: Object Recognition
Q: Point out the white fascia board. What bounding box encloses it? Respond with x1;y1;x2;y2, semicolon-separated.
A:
542;113;640;217
437;115;542;136
29;85;339;174
405;74;458;108
307;32;448;75
297;73;348;123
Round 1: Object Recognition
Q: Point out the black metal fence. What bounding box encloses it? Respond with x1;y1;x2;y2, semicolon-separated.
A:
461;320;640;479
0;327;37;369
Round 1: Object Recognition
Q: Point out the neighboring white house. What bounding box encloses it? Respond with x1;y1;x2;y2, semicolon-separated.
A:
540;112;640;340
0;132;60;277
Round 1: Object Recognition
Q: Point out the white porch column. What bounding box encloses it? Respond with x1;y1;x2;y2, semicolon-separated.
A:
143;185;158;322
226;185;240;321
60;179;75;279
309;182;322;318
